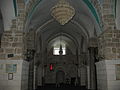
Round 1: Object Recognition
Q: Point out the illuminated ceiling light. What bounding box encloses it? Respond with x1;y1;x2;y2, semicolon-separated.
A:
51;0;75;25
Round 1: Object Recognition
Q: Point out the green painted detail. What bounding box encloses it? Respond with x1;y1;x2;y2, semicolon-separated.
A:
28;0;43;18
83;0;101;27
13;0;17;16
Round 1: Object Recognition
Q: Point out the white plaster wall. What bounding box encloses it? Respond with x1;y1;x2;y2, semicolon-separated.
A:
0;0;15;30
96;60;120;90
105;60;120;90
95;61;108;90
0;60;29;90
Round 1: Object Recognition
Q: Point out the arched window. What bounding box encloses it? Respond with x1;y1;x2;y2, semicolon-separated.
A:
53;44;66;55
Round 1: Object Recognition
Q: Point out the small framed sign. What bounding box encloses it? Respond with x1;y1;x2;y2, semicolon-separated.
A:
8;73;13;80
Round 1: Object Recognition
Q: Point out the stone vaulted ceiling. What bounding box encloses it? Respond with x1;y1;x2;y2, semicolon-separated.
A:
24;0;102;53
25;0;101;37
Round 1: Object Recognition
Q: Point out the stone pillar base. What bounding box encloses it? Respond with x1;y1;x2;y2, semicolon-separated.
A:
96;60;120;90
0;60;29;90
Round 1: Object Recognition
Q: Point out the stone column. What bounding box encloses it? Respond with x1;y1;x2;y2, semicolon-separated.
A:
87;66;90;89
33;65;37;90
96;29;120;90
95;0;120;89
37;65;43;86
88;47;96;90
28;61;34;90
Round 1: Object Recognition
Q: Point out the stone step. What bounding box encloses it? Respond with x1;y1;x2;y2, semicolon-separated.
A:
36;85;88;90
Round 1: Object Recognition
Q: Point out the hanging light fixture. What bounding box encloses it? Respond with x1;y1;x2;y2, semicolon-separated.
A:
59;34;63;55
59;44;63;55
51;0;75;25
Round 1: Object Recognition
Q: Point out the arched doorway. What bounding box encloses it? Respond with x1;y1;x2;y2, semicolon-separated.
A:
56;70;65;87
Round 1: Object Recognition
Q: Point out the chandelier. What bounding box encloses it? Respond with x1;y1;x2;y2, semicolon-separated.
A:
51;0;75;25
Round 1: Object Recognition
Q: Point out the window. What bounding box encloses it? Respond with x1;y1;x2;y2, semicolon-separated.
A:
53;47;60;55
53;45;66;55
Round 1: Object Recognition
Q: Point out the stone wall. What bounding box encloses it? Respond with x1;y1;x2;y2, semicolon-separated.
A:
0;1;28;90
0;3;25;60
98;30;120;60
116;0;120;29
102;0;116;30
44;55;78;84
96;0;120;90
24;31;35;50
17;0;26;31
44;64;77;84
0;30;23;60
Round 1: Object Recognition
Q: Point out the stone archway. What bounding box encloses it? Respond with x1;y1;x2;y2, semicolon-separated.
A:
56;70;65;86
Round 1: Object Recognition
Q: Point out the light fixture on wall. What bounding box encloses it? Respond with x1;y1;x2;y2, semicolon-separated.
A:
24;49;35;61
51;0;75;25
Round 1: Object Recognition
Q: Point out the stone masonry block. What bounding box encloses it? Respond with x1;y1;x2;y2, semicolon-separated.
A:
117;49;120;53
15;48;23;54
0;54;6;59
112;38;119;42
98;30;120;60
0;48;4;53
12;43;23;47
1;42;11;48
4;48;14;54
14;37;19;42
116;34;120;38
1;37;8;42
112;48;116;53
